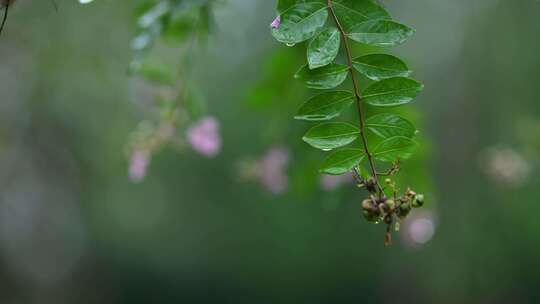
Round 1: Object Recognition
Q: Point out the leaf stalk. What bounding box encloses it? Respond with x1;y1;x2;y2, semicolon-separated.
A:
326;0;383;196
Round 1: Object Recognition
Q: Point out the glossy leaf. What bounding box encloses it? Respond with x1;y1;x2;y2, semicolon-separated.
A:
353;54;411;81
295;91;355;121
320;148;365;175
271;2;328;44
363;77;423;107
365;113;416;139
307;27;341;69
295;63;349;89
332;0;390;32
348;19;414;47
373;136;417;162
303;122;359;150
277;0;325;13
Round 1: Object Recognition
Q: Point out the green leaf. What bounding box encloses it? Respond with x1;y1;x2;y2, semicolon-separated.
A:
295;63;349;89
136;62;175;85
356;164;371;179
365;113;416;139
363;77;423;107
307;27;341;69
332;0;390;32
272;2;328;44
277;0;325;13
373;136;417;162
348;19;414;47
353;54;411;81
278;0;297;12
320;148;365;175
295;91;355;121
303;122;359;150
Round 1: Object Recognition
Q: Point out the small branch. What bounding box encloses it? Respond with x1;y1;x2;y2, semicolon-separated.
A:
327;0;383;196
352;167;365;184
377;161;400;176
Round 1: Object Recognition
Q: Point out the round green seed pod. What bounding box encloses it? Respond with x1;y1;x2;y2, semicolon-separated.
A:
385;199;396;211
412;194;425;208
363;210;379;223
398;203;411;218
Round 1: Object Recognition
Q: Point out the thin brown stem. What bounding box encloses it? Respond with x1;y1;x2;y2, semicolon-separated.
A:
377;161;400;176
327;0;383;196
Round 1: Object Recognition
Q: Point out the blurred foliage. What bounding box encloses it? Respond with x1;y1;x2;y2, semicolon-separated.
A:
0;0;539;303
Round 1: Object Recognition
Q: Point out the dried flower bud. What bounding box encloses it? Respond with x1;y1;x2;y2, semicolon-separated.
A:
365;178;377;193
362;199;373;211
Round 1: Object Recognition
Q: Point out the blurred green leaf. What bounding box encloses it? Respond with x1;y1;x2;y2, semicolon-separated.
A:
136;62;176;85
363;77;423;107
320;148;365;175
303;122;359;150
307;27;341;69
137;1;170;29
353;54;411;81
295;63;349;89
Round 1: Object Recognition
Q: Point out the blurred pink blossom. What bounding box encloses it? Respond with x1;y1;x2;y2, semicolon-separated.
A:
479;146;529;187
258;146;290;195
187;116;221;157
400;210;437;249
129;150;151;183
270;16;281;29
320;173;354;191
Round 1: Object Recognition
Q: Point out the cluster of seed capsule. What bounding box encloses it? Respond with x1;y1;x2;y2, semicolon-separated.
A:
358;176;425;246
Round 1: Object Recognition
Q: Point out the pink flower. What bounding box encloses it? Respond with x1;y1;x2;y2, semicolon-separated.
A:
320;173;354;191
270;15;281;29
129;150;151;183
187;117;221;157
259;146;290;195
400;210;437;248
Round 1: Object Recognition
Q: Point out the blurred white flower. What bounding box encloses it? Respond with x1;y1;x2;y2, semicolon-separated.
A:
236;146;290;196
400;210;437;248
258;146;290;195
128;149;151;183
480;146;530;187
